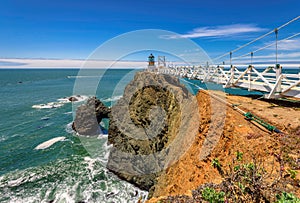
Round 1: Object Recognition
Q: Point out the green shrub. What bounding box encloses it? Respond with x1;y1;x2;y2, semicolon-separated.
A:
202;187;225;203
276;192;300;203
287;169;298;179
236;151;243;161
212;158;221;170
212;158;224;175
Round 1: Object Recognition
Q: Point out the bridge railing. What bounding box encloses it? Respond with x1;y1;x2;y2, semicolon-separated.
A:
158;64;300;99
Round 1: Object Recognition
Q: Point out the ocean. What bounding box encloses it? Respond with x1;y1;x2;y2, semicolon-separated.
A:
0;69;147;203
0;68;298;202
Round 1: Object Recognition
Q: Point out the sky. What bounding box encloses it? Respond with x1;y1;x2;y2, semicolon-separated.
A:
1;0;300;67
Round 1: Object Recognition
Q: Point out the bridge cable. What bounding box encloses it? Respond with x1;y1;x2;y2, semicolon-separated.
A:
212;16;300;63
233;32;300;60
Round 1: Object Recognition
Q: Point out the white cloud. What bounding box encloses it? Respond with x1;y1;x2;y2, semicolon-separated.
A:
164;24;266;39
225;52;300;65
271;39;300;51
217;51;300;66
0;58;147;68
242;52;300;60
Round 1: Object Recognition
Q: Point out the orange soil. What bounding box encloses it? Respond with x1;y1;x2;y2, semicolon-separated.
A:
147;90;300;202
225;94;300;132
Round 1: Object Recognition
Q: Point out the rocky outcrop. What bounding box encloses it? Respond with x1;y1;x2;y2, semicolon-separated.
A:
71;71;199;194
106;72;199;194
68;96;78;102
72;97;110;135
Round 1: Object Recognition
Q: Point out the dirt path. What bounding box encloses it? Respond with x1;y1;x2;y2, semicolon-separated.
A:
225;93;300;133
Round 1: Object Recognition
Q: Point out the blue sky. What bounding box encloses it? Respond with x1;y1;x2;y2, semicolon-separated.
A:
1;0;300;65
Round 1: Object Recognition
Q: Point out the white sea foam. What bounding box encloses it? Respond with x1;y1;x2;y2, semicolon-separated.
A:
81;156;148;202
54;192;74;203
0;155;149;203
32;103;63;109
67;75;99;78
84;156;96;175
103;141;112;161
40;116;50;120
0;136;6;143
57;98;70;103
34;136;66;150
102;95;122;102
7;177;25;187
32;95;89;109
65;122;74;134
97;133;108;139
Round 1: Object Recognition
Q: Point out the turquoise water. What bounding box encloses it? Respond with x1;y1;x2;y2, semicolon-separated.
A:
0;69;147;203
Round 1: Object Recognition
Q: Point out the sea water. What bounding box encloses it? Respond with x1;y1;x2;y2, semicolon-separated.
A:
0;69;147;203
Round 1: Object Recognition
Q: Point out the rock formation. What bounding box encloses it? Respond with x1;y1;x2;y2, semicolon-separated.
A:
106;72;199;193
71;71;199;194
72;97;110;135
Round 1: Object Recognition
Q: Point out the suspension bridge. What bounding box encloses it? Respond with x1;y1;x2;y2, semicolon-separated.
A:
155;16;300;99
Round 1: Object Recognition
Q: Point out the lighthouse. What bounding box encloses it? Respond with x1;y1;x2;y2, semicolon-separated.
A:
147;53;156;71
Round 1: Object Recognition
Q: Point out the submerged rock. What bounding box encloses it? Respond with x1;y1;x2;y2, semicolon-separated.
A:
72;97;110;135
107;72;199;194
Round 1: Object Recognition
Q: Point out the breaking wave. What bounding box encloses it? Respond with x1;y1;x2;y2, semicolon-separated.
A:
32;95;89;109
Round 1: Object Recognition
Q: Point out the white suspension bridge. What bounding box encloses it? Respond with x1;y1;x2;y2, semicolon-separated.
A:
154;16;300;99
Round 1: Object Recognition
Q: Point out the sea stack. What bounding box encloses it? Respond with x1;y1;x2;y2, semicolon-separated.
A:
72;97;111;135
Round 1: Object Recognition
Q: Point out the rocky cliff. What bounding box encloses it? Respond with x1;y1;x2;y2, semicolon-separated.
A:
147;91;300;202
106;72;199;193
71;71;199;193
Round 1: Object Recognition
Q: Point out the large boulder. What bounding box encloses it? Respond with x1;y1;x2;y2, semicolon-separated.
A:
72;97;110;135
107;72;199;194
